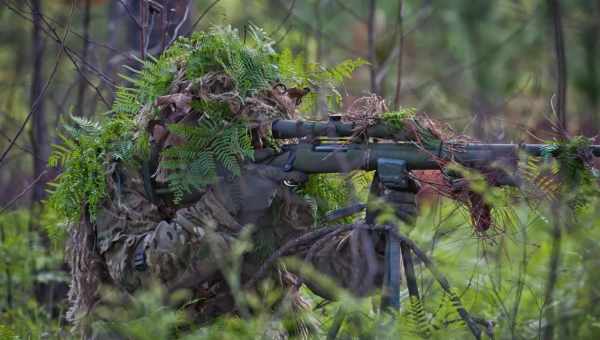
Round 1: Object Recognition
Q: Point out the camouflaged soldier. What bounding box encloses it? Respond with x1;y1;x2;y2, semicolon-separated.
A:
63;29;420;337
65;96;420;338
69;156;419;336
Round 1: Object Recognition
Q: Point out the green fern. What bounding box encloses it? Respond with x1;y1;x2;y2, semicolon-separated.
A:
407;296;432;338
381;109;416;131
520;136;599;214
301;171;372;224
183;25;279;97
112;86;140;115
47;113;136;221
161;100;254;202
48;25;365;219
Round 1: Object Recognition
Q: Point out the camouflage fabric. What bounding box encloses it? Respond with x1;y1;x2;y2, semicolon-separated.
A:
69;156;419;340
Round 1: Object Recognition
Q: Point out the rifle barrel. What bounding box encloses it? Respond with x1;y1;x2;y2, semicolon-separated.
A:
262;142;600;175
271;120;600;157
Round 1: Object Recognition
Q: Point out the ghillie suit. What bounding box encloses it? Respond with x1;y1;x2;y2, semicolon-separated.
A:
49;26;414;338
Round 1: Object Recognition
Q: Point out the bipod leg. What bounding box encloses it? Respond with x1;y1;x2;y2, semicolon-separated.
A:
401;240;432;337
400;240;419;300
381;230;401;311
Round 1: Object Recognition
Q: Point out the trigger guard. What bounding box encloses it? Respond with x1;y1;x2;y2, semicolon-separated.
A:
283;179;299;187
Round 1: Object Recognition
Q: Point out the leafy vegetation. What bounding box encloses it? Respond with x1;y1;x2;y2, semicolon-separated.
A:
47;25;365;212
161;101;254;203
47;114;135;220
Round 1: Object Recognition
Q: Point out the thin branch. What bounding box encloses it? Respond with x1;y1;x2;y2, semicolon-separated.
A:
117;0;142;29
275;0;364;57
0;170;48;213
37;8;123;53
167;0;192;46
10;1;116;88
272;0;296;37
186;0;221;36
408;13;535;94
374;3;434;87
0;0;72;167
333;0;365;23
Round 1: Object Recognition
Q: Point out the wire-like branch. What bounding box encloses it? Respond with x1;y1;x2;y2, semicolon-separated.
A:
0;170;48;213
167;0;192;46
271;0;296;37
186;0;221;36
117;0;142;29
408;13;535;94
0;0;73;167
333;0;365;23
8;1;116;89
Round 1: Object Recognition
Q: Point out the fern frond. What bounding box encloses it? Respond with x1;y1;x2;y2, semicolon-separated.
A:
407;296;432;338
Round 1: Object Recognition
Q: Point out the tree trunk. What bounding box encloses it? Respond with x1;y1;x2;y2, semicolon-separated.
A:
367;0;377;94
29;0;49;204
393;0;404;110
543;1;568;339
75;0;92;117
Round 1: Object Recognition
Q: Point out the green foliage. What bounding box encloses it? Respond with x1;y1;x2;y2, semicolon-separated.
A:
278;47;367;111
120;55;176;109
0;209;65;339
47;114;135;221
183;25;279;97
380;108;416;131
524;136;600;213
160;100;253;202
302;171;372;223
47;24;366;219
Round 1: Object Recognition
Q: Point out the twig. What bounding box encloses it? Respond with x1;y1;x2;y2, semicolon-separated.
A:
0;0;72;167
272;0;296;37
167;0;191;47
0;126;36;157
408;13;535;94
275;0;364;57
243;225;348;289
0;170;48;213
117;0;141;29
374;4;434;89
186;0;221;36
10;1;116;89
333;0;364;23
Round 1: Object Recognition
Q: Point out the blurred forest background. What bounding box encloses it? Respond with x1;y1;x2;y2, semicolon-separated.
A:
1;0;600;339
